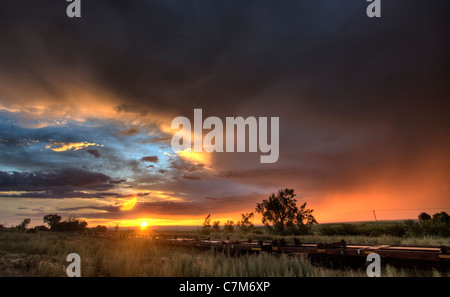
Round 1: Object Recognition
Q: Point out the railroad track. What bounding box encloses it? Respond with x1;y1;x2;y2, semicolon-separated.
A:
153;238;450;271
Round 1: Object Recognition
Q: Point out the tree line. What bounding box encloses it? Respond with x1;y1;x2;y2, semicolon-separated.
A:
318;212;450;237
0;214;107;233
1;188;314;235
202;188;318;236
3;187;447;238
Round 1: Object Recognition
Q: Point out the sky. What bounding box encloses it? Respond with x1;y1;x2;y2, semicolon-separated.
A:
0;0;449;228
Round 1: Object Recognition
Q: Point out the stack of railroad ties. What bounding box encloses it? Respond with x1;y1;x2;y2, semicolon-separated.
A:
154;237;450;271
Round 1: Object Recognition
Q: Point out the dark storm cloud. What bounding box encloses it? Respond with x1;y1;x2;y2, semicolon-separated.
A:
118;128;140;136
0;168;121;192
114;192;151;198
169;159;205;172
182;175;202;181
0;0;447;130
9;190;151;200
140;156;159;163
143;136;172;144
57;205;121;213
0;1;447;156
4;190;120;199
86;149;101;158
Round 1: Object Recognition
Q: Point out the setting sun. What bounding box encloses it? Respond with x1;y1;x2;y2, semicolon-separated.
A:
140;221;149;227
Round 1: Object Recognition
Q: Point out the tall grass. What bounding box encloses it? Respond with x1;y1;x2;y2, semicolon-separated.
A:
162;229;450;246
0;232;447;277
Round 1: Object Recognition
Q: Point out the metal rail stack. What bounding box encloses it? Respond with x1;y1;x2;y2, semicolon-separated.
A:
154;238;450;271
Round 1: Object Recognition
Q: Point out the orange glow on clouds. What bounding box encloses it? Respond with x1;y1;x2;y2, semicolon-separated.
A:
120;196;138;211
176;149;211;165
45;141;103;152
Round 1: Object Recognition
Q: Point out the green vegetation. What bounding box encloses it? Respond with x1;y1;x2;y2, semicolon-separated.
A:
43;214;88;232
1;214;108;234
318;212;450;238
404;212;450;237
159;227;450;247
235;212;256;234
202;212;257;235
18;218;31;231
201;189;317;236
256;188;317;235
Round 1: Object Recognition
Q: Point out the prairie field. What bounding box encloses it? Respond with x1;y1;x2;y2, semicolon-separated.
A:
0;229;448;277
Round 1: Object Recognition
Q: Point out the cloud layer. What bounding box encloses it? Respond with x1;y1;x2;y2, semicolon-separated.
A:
0;0;448;226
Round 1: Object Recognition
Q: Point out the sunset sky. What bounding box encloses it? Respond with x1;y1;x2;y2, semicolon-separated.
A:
0;0;448;228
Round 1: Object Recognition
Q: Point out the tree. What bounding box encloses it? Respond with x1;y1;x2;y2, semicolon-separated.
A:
202;214;212;234
290;201;318;235
431;212;450;225
255;188;317;235
19;218;31;230
43;214;87;232
405;211;450;237
223;220;235;233
236;212;255;234
52;217;87;232
43;214;62;230
93;225;108;233
418;212;431;222
212;221;221;232
426;212;450;237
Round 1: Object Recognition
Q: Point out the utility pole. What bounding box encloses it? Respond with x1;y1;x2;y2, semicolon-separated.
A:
373;210;378;222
